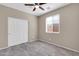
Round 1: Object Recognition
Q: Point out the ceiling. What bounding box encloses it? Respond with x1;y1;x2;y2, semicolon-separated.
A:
0;3;70;16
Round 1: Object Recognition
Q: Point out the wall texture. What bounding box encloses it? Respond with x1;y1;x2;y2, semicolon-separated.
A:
0;5;38;48
38;4;79;51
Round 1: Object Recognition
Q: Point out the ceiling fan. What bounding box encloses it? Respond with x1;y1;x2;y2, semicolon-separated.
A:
24;3;46;11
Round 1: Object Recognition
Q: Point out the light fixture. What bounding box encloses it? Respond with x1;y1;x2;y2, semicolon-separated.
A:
34;5;39;8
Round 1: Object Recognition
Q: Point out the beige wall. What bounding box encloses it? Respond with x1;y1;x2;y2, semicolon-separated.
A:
38;4;79;51
0;5;38;48
0;3;79;52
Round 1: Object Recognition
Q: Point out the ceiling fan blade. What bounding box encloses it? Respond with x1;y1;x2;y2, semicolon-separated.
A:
33;7;36;11
24;4;34;6
35;3;38;5
39;6;45;10
39;3;46;5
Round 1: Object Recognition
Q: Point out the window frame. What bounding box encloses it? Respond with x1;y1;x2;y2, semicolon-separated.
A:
45;14;60;34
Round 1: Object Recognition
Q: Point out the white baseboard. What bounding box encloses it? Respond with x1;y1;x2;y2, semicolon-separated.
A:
0;41;36;50
0;46;10;50
0;39;79;53
39;39;79;53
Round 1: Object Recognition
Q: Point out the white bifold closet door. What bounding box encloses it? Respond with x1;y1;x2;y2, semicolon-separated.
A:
8;17;28;47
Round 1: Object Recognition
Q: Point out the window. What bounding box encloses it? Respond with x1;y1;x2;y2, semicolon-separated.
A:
46;14;60;33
